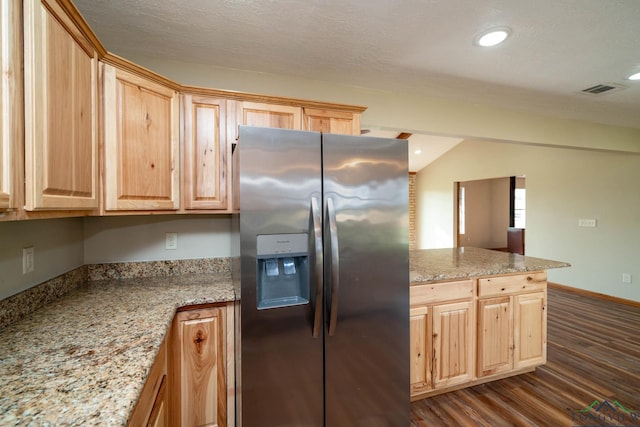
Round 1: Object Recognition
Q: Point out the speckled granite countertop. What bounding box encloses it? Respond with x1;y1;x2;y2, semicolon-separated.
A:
410;247;570;283
0;273;234;426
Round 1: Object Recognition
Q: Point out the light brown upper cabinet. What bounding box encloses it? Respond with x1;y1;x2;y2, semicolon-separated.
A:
181;94;229;210
0;0;21;217
102;63;180;211
23;0;99;211
237;101;302;131
303;108;361;135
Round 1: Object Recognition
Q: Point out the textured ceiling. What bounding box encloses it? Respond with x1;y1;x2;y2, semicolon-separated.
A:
73;0;640;170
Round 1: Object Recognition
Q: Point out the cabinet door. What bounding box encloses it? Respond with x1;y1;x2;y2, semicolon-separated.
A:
23;0;99;210
172;307;227;427
238;101;301;130
514;291;547;369
182;95;228;210
0;0;21;213
432;300;474;388
103;64;180;211
477;296;513;377
409;305;431;393
303;108;361;135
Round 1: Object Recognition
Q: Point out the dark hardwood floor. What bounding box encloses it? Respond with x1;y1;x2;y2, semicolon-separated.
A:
410;285;640;426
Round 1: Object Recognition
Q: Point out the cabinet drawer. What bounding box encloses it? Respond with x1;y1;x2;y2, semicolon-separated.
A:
478;272;546;297
410;280;474;306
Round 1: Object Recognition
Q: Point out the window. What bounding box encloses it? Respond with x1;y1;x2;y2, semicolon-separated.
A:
459;186;465;235
514;188;526;228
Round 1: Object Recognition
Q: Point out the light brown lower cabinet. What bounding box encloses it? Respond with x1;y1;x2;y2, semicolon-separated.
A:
170;306;227;427
129;303;234;427
410;280;474;396
128;337;168;426
410;272;547;401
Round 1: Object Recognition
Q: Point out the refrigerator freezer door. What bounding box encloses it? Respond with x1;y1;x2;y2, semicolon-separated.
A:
239;127;324;426
323;134;410;426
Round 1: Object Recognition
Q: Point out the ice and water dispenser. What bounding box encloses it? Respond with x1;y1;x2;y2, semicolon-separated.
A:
256;233;309;310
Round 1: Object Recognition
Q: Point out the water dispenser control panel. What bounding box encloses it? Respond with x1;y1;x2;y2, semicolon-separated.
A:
257;233;308;257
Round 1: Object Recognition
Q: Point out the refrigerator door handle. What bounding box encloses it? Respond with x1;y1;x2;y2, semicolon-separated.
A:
326;197;340;336
311;196;323;338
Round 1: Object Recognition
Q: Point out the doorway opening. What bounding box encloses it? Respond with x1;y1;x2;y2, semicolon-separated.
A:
455;176;526;254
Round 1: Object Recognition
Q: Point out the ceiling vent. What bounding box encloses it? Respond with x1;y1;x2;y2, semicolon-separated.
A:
580;83;626;96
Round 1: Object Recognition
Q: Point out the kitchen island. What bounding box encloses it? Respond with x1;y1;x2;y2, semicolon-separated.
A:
409;247;570;400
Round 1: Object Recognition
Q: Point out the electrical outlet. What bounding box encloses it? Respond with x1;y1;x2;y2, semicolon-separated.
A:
165;232;178;250
622;273;632;284
23;247;35;274
578;218;597;227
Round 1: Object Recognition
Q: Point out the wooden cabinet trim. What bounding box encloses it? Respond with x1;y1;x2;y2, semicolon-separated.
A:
47;0;106;56
182;84;366;113
100;55;366;115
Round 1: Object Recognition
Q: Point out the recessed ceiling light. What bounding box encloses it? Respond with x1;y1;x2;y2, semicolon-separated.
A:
475;27;511;47
627;72;640;81
414;149;422;155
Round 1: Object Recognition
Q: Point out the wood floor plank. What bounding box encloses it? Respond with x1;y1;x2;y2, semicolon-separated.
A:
410;286;640;426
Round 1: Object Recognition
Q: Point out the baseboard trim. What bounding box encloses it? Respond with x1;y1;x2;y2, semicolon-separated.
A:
548;282;640;308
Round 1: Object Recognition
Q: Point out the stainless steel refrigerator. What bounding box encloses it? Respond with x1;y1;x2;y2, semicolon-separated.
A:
234;126;409;426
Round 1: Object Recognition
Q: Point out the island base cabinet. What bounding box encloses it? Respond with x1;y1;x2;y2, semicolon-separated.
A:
409;280;474;397
410;272;547;400
477;272;547;377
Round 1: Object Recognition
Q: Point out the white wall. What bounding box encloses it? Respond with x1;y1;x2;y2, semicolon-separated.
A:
83;215;232;263
416;139;640;301
0;218;84;299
